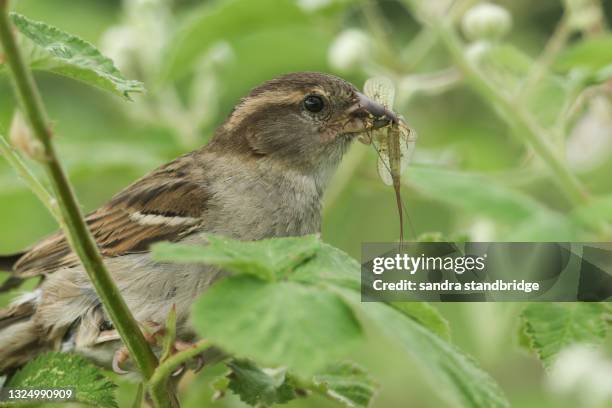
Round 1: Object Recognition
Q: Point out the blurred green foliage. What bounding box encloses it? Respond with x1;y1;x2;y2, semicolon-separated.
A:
1;0;612;407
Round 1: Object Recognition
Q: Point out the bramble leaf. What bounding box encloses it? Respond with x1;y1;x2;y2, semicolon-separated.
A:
8;13;143;99
163;235;506;406
153;234;319;281
225;359;297;406
520;303;608;368
338;289;510;408
313;361;377;408
7;352;117;407
290;242;361;290
191;276;363;376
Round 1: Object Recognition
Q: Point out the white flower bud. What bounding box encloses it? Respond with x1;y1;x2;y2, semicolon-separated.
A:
548;344;612;407
464;41;492;65
328;29;371;72
461;3;512;42
566;96;612;170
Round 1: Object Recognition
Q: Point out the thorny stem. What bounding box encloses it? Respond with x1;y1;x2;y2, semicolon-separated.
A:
0;2;171;406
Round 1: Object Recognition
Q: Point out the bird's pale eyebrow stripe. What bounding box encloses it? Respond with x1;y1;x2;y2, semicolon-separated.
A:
129;211;199;226
224;90;306;130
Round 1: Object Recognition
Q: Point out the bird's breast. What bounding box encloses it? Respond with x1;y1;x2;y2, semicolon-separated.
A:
205;165;322;240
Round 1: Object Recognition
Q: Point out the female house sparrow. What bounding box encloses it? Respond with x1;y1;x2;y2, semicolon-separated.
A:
0;72;397;374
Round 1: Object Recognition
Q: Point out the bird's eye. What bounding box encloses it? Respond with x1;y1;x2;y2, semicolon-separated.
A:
303;94;325;113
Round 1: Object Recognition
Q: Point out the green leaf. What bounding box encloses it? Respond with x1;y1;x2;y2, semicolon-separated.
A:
225;359;297;406
516;320;533;352
521;303;608;368
8;13;143;99
160;0;311;81
153;234;320;281
191;276;363;376
7;352;117;407
404;167;551;223
313;361;377;408
291;242;361;290
338;289;510;408
555;35;612;72
390;302;451;341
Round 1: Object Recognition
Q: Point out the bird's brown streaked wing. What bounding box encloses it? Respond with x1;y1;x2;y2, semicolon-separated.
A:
13;159;210;278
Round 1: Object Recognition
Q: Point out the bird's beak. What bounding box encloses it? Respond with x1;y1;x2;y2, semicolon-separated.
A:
342;92;399;135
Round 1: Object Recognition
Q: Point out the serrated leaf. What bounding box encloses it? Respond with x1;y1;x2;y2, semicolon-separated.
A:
516;320;533;352
291;244;451;340
521;303;608;368
192;276;362;376
153;234;319;281
337;289;510;408
8;13;143;99
313;361;377;408
225;359;297;406
7;352;117;407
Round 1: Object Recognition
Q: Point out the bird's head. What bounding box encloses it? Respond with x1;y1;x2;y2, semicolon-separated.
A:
211;72;397;176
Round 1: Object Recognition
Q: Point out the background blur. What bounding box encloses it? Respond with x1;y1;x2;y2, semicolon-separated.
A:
1;0;611;407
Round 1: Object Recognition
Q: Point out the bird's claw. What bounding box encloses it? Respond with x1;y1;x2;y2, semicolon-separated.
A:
110;323;206;376
171;365;185;377
193;354;205;373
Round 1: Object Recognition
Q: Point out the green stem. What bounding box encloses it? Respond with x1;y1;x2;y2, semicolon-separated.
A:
516;13;571;104
0;132;62;222
432;20;589;206
0;2;170;406
148;341;227;400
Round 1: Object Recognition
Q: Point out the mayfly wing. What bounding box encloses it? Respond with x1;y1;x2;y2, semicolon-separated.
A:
364;77;395;108
377;142;393;185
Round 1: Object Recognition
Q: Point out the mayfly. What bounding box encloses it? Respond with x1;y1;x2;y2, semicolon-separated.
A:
361;77;417;242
